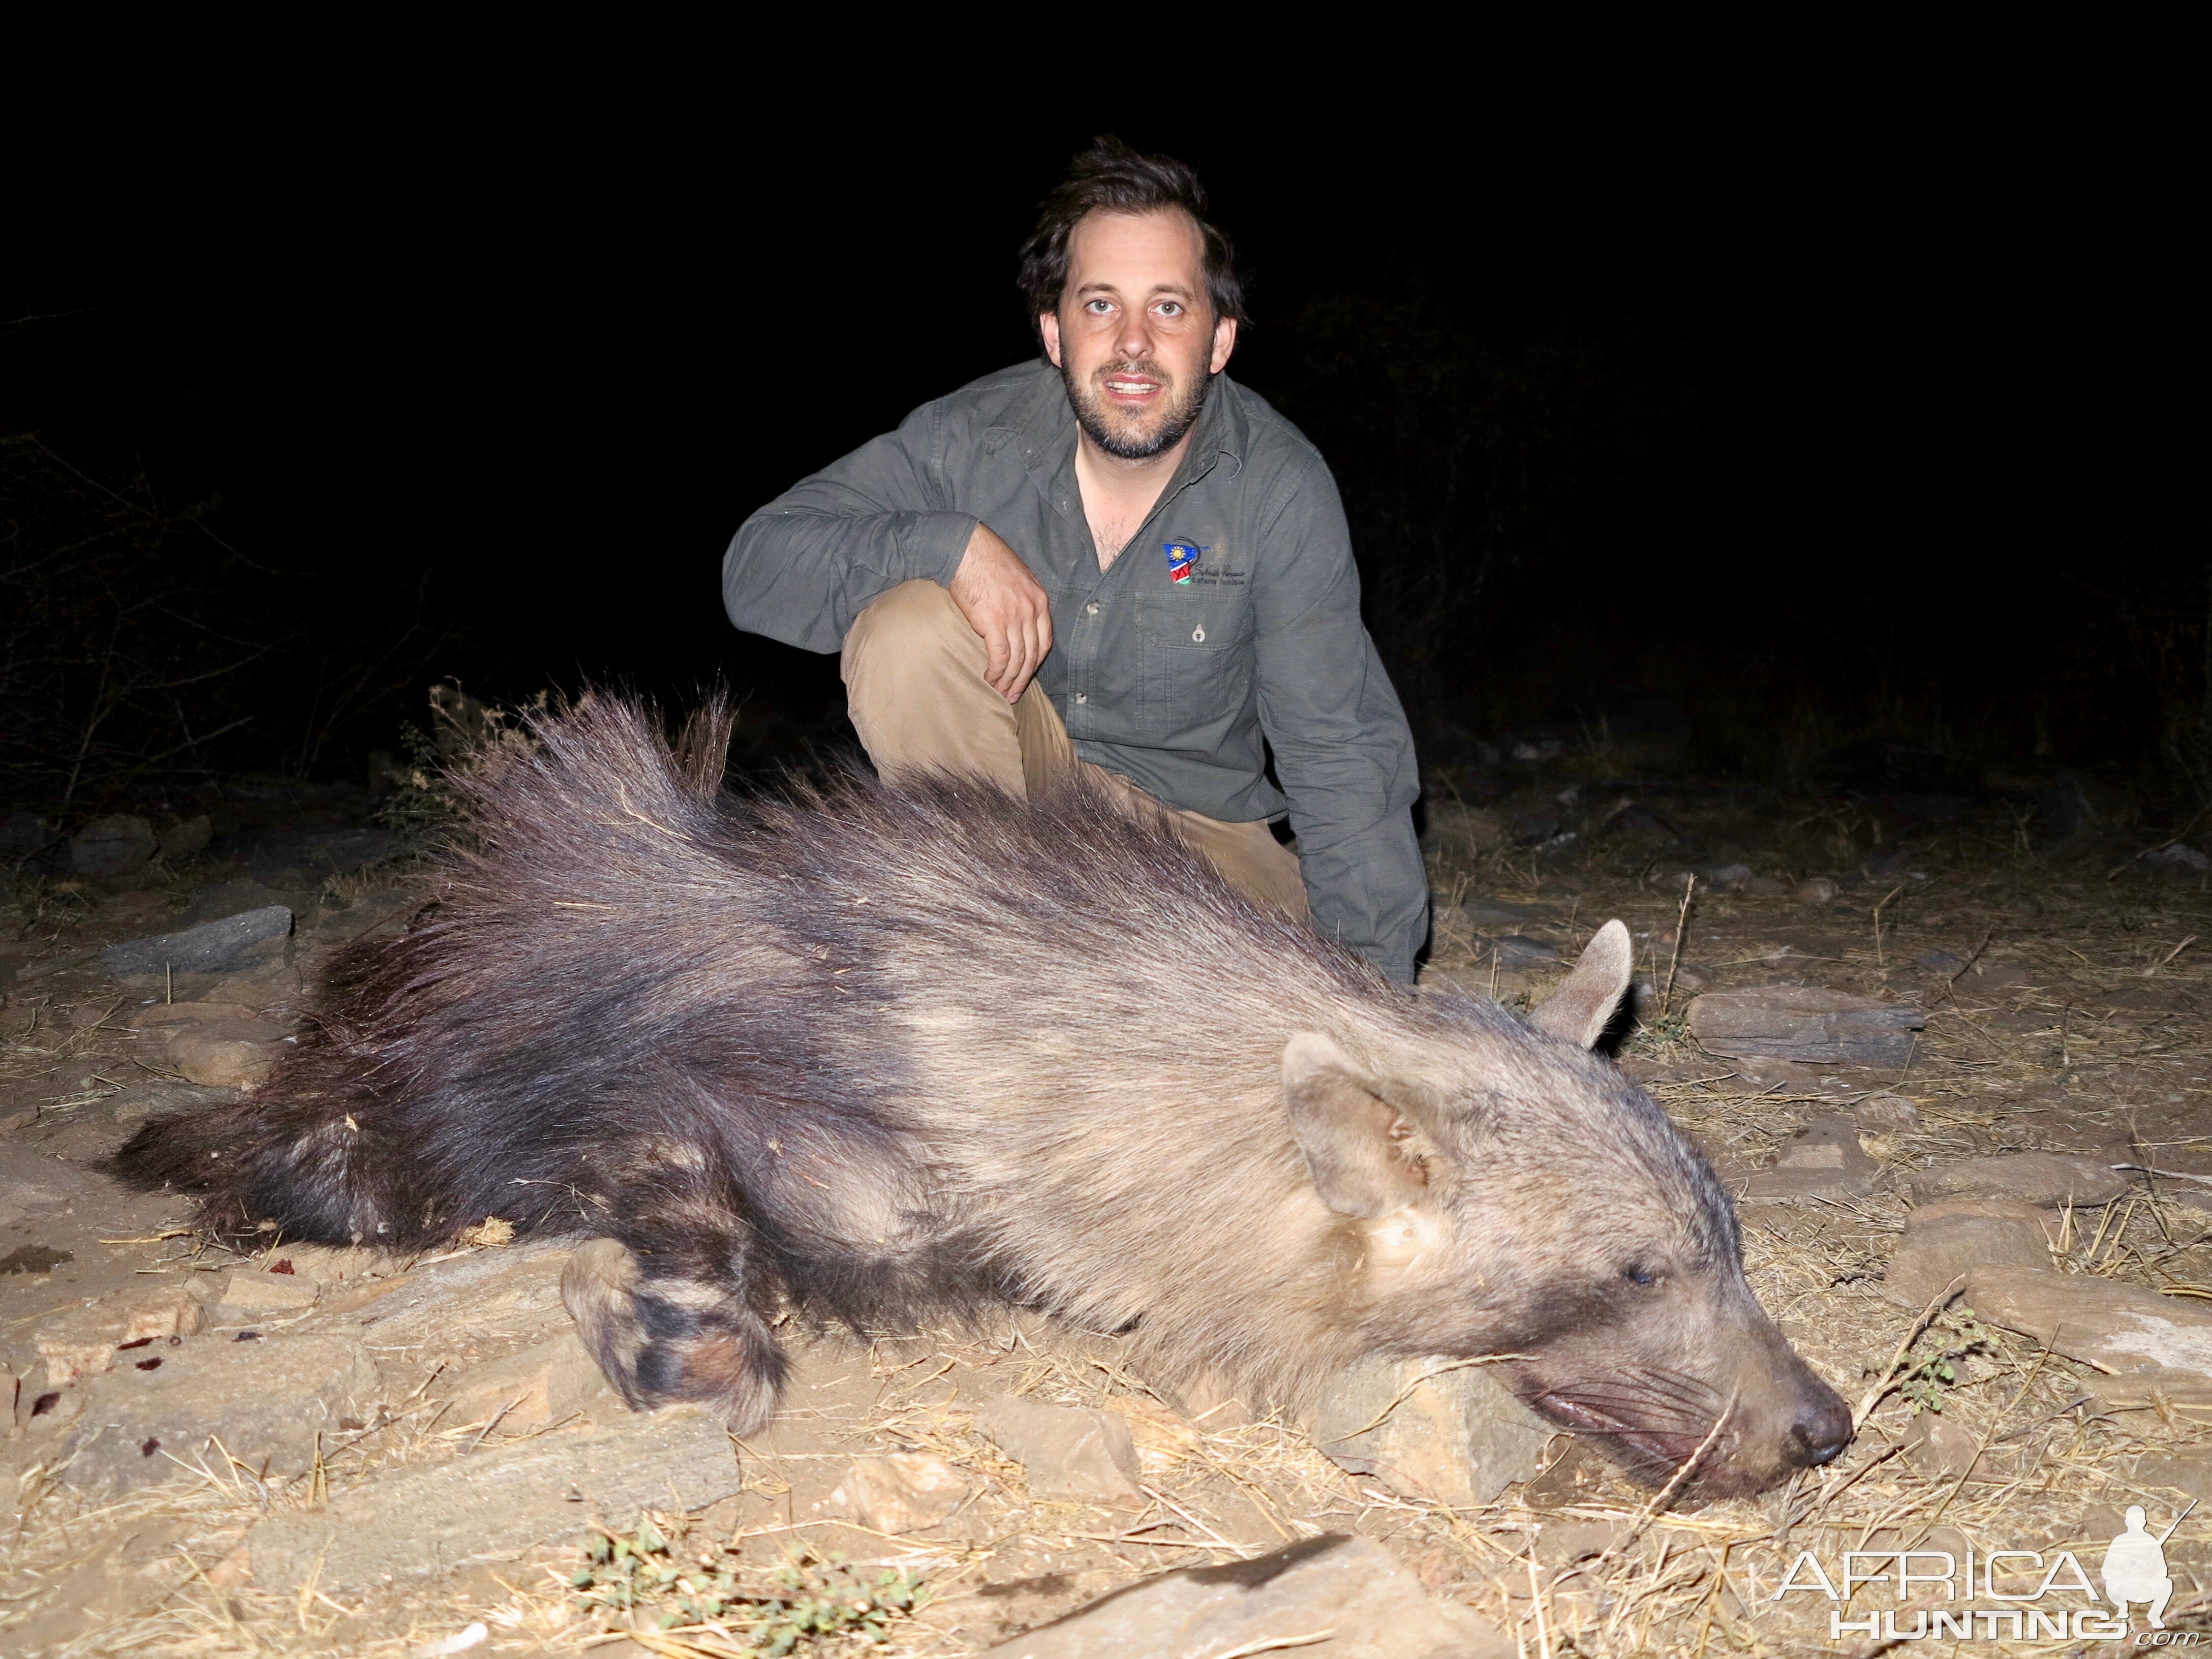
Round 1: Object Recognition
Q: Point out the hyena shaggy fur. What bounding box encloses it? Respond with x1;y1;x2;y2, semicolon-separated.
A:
116;695;1850;1495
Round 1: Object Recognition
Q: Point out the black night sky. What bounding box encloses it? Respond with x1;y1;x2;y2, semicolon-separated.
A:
4;100;2193;809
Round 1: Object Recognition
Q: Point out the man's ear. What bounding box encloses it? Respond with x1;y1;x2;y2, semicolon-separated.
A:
1209;314;1238;374
1528;918;1635;1049
1039;310;1063;368
1282;1031;1431;1218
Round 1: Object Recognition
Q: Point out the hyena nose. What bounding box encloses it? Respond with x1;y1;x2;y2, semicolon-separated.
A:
1784;1390;1854;1468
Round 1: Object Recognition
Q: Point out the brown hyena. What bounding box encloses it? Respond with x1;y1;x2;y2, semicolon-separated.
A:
115;695;1849;1495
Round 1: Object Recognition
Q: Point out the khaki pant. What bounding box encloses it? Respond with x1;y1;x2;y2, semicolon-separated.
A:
841;580;1308;918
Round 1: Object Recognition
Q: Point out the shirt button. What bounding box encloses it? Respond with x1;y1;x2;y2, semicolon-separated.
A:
1086;602;1100;615
1073;693;1088;704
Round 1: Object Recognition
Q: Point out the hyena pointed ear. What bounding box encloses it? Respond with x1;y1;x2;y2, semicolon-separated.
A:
1282;1031;1431;1218
1529;918;1636;1049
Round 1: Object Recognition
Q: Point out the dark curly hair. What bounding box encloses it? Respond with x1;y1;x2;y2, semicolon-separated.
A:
1016;136;1247;343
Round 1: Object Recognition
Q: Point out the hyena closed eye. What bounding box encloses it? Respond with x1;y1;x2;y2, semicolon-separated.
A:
116;695;1848;1496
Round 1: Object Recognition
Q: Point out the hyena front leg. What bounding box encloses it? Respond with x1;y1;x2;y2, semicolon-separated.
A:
560;1165;788;1432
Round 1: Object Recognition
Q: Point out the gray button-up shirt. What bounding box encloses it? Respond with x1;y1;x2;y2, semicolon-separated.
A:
722;360;1428;982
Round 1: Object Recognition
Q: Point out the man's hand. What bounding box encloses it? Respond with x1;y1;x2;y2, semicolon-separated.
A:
948;522;1053;703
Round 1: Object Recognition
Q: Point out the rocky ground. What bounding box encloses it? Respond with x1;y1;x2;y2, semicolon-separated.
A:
6;763;2212;1655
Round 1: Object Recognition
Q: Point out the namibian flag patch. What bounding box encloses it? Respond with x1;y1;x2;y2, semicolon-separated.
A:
1163;541;1201;584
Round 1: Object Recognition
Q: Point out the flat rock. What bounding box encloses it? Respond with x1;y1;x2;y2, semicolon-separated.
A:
1967;1268;2212;1379
1688;986;1924;1066
1457;895;1551;928
437;1329;613;1434
1907;1153;2130;1209
1307;1356;1548;1506
822;1452;970;1534
1886;1202;2053;1305
101;905;294;978
981;1532;1511;1659
244;1407;739;1592
972;1396;1144;1508
60;1332;381;1496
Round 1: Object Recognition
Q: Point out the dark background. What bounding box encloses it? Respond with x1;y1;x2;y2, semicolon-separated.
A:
4;103;2195;819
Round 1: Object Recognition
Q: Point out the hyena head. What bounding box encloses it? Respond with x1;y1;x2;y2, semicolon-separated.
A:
1284;920;1851;1497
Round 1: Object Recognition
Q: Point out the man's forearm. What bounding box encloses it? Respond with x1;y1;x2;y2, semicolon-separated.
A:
723;503;976;654
1296;812;1429;985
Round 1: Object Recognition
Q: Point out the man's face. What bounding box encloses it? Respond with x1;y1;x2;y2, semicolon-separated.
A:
1040;209;1238;462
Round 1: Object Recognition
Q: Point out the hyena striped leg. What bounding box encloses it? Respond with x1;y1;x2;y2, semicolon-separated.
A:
560;1169;788;1432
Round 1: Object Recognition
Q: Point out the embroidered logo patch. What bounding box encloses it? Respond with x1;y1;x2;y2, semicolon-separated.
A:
1163;541;1201;585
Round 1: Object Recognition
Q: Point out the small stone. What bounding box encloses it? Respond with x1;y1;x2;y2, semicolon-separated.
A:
1917;949;1969;974
168;1020;288;1090
212;1268;321;1320
122;1288;206;1343
1776;1119;1876;1174
972;1396;1143;1507
1688;985;1924;1066
1740;875;1791;898
70;815;158;878
2003;890;2045;915
1458;897;1553;929
1794;877;1841;904
157;815;212;863
1854;1093;1922;1132
101;906;294;979
980;1533;1512;1659
1307;1355;1547;1506
1483;934;1559;968
822;1452;969;1533
1904;1410;1981;1479
1907;1153;2130;1210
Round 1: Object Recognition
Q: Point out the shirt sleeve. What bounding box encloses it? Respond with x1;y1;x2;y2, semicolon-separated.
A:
1251;462;1430;984
722;400;979;654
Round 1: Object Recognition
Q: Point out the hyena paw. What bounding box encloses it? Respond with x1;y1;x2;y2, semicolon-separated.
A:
560;1238;785;1433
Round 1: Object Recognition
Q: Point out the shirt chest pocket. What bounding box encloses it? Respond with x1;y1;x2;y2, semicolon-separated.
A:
1136;590;1257;724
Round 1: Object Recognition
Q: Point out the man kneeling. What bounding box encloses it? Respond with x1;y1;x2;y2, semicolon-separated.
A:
723;138;1427;982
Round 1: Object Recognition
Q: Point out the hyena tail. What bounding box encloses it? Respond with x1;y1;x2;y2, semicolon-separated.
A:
110;1081;426;1248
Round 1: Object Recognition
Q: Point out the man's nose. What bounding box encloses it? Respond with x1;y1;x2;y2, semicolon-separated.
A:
1114;307;1154;363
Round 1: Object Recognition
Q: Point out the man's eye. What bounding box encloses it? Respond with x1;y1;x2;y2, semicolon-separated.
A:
1157;302;1183;317
1086;300;1113;315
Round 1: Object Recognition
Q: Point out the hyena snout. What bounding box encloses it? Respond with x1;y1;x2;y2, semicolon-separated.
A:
1778;1372;1852;1469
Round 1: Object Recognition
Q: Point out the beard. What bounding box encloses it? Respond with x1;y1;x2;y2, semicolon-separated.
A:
1061;356;1213;460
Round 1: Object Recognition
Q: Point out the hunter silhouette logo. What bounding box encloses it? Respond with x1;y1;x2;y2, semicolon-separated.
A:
1773;1499;2197;1641
2103;1502;2187;1630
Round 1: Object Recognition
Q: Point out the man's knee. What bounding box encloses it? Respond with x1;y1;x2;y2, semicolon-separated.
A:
842;580;980;687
